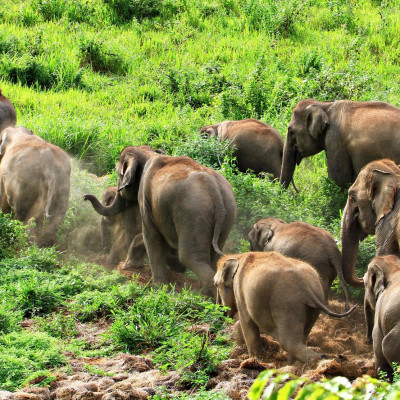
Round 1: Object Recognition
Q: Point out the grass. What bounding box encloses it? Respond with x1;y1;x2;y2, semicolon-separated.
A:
1;0;399;394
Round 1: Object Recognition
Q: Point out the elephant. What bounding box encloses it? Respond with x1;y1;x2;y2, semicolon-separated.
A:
84;145;237;297
0;126;71;246
0;90;17;132
100;186;130;266
363;255;400;379
248;217;350;310
99;185;186;272
200;119;287;180
280;99;400;189
214;251;355;363
341;159;400;288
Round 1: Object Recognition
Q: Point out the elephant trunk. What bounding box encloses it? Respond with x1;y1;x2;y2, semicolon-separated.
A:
280;130;300;189
83;192;126;217
341;200;365;287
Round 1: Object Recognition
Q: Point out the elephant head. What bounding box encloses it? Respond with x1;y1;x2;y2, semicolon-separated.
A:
341;159;400;287
84;145;160;216
0;126;34;157
214;257;239;316
248;218;286;251
280;100;330;189
199;124;219;138
363;255;400;341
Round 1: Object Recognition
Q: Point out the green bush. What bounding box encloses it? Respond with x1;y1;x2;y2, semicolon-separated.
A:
0;212;27;259
0;331;66;391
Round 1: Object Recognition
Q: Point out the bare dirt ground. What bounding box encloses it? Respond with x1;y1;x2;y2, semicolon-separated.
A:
2;261;374;400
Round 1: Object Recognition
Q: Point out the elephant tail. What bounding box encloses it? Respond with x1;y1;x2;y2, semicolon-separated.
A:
329;251;351;311
212;207;225;258
307;287;356;318
44;172;56;219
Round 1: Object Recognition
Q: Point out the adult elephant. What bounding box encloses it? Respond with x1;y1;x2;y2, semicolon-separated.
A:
248;217;350;309
0;90;17;131
0;126;71;246
99;185;186;273
280;99;400;189
200;119;285;179
341;159;400;288
364;255;400;379
84;145;237;297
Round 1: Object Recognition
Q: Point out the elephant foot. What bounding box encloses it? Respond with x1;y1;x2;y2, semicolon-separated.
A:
121;260;146;271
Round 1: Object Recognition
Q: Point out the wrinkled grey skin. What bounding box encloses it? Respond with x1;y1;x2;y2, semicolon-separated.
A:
84;145;237;297
200;119;284;179
99;185;186;273
214;252;355;363
0;126;71;246
363;255;400;380
341;159;400;288
280;99;400;189
248;217;350;310
0;90;17;132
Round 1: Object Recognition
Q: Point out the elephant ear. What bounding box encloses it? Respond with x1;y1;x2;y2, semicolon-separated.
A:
367;264;386;302
221;258;239;288
248;224;273;250
118;157;139;192
368;168;397;223
306;104;329;139
0;131;8;156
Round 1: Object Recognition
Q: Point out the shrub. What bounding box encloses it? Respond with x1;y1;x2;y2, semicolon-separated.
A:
0;331;66;391
0;212;28;259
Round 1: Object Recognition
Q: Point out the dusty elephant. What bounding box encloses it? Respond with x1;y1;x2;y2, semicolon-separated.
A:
363;255;400;379
0;90;17;132
100;186;130;266
280;99;400;189
214;252;355;362
84;145;237;297
0;126;71;246
99;185;186;272
341;159;400;288
248;217;350;309
200;119;285;179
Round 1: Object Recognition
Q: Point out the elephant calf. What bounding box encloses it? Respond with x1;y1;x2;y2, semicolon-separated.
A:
200;119;284;179
248;217;350;310
0;126;70;246
364;255;400;379
214;252;355;363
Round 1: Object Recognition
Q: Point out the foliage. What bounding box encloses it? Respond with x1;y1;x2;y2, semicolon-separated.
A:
0;331;66;391
0;212;28;259
248;369;400;400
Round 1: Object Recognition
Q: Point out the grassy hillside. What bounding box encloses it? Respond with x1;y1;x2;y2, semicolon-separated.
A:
1;0;400;396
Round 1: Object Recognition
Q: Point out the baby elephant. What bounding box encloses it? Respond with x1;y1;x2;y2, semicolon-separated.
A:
248;217;350;310
214;252;355;363
364;255;400;379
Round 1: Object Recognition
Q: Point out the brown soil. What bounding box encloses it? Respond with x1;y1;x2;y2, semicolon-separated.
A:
3;262;374;400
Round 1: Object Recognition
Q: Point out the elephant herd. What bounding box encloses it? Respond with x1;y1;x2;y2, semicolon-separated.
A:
3;89;400;379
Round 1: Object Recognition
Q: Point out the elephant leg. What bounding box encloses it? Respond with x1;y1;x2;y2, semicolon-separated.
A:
303;307;321;339
325;147;353;187
178;243;216;298
106;232;126;267
166;248;186;273
100;218;111;252
238;309;265;360
382;325;400;374
374;326;393;380
142;226;169;284
122;233;147;270
275;311;320;363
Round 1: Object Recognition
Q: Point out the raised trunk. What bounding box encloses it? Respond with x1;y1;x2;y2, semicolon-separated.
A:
279;131;298;189
341;200;365;287
83;192;126;217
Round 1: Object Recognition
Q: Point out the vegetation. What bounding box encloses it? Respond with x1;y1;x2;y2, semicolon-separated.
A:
1;0;400;396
